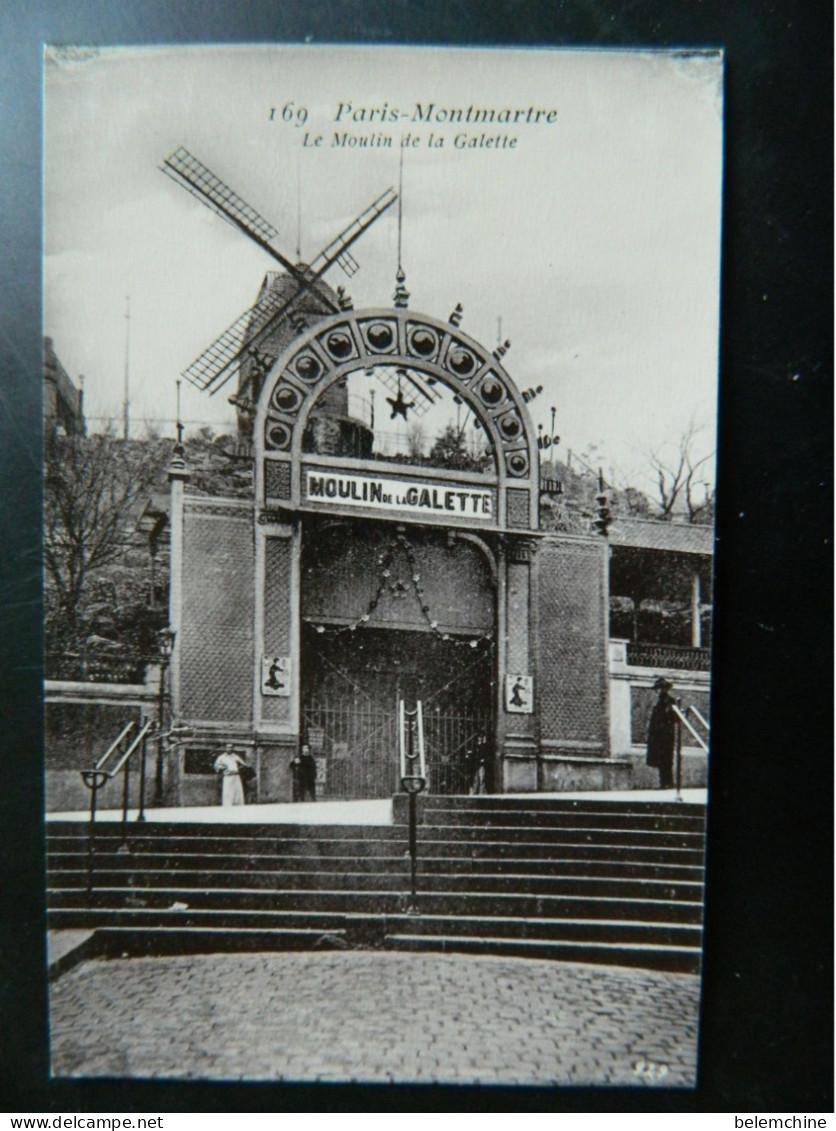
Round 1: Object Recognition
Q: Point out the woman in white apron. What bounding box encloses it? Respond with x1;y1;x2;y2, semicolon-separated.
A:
213;746;247;806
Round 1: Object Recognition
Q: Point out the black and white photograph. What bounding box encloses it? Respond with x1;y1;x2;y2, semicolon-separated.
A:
40;42;726;1089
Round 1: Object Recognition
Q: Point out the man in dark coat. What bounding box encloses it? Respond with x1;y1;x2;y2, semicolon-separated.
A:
646;677;678;789
289;743;318;802
298;744;317;802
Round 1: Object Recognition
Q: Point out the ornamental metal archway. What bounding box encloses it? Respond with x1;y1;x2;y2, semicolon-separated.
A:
255;306;540;533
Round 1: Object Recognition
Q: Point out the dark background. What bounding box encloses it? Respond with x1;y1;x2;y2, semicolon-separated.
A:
1;0;831;1113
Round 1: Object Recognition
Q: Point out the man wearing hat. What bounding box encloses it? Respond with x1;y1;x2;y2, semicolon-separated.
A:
646;677;678;789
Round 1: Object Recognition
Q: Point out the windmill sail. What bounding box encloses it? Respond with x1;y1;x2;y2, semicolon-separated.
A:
161;147;335;304
182;281;309;393
308;188;397;277
178;185;400;394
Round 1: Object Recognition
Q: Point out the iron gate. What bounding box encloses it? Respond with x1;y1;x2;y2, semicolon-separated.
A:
301;628;493;799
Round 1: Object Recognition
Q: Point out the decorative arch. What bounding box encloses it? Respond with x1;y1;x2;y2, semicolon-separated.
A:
255;307;539;530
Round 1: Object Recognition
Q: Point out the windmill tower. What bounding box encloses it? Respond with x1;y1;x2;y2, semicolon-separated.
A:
161;148;396;450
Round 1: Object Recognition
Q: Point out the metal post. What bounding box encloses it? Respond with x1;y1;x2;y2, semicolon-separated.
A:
408;789;418;900
399;700;426;909
87;781;97;901
137;729;147;822
674;710;683;802
82;771;107;902
155;657;167;805
121;755;131;826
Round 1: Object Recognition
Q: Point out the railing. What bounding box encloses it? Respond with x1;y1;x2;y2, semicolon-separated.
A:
46;652;155;684
626;642;710;672
80;717;155;898
399;700;427;907
681;704;710;750
669;704;710;802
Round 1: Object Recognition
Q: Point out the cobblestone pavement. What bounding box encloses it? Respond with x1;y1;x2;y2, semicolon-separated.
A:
50;952;700;1087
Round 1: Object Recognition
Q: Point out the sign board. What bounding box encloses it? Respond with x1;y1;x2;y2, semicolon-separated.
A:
261;655;291;696
305;468;495;524
505;674;534;713
314;756;327;788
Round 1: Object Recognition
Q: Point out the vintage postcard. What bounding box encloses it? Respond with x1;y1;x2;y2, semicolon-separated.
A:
44;44;722;1087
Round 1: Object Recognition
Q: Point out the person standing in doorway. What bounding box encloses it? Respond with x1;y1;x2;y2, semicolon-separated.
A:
299;743;317;802
214;744;247;806
290;743;317;802
646;677;678;790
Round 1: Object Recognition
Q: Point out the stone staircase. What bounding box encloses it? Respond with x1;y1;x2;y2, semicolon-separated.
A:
46;795;706;974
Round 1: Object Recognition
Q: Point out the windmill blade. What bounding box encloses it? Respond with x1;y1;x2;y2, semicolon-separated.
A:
182;281;309;393
308;187;397;278
161;147;338;312
173;167;397;393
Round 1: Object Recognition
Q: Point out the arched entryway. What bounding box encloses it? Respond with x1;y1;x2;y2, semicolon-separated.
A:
299;518;496;798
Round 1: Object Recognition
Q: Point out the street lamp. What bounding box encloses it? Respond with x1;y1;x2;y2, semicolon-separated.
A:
154;626;176;805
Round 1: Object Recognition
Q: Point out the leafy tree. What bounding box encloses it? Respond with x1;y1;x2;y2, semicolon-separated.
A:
427;423;492;473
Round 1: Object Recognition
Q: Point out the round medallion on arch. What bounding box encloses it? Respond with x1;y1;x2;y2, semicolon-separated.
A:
293;353;324;383
477;374;506;408
406;323;440;361
496;408;523;441
505;449;530;477
272;383;303;415
447;345;478;379
266;420;292;451
361;319;398;355
319;324;359;364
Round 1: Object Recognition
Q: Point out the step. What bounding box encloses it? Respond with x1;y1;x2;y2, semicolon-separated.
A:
384;934;701;975
49;885;704;923
415;796;707;815
47;850;705;882
420;808;706;832
60;924;700;974
48;867;702;902
47;828;705;860
47;850;704;882
46;907;700;948
381;912;702;948
46;825;403;849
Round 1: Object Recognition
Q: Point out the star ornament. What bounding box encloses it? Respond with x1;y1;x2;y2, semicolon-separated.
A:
387;387;414;420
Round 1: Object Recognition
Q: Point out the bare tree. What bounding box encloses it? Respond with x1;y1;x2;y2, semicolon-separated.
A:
648;422;714;523
44;427;168;646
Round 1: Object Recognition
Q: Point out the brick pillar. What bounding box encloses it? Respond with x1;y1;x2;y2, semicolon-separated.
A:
535;535;610;787
498;535;539;791
254;516;299;800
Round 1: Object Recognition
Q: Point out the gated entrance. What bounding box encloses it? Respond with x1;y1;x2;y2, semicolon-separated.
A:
300;625;494;799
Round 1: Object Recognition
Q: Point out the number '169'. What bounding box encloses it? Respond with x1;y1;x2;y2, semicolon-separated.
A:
269;103;308;127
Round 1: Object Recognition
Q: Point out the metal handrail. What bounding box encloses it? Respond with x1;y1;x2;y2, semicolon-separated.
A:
671;704;708;752
687;704;710;734
93;720;136;769
80;717;155;899
107;721;155;780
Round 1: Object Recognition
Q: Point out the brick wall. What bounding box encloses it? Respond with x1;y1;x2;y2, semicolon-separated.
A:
261;535;293;725
536;536;609;755
179;505;255;725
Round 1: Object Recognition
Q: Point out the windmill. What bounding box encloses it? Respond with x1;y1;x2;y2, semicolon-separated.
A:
160;147;398;408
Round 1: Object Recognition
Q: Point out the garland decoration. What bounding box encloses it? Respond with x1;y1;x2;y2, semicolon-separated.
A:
309;531;492;648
